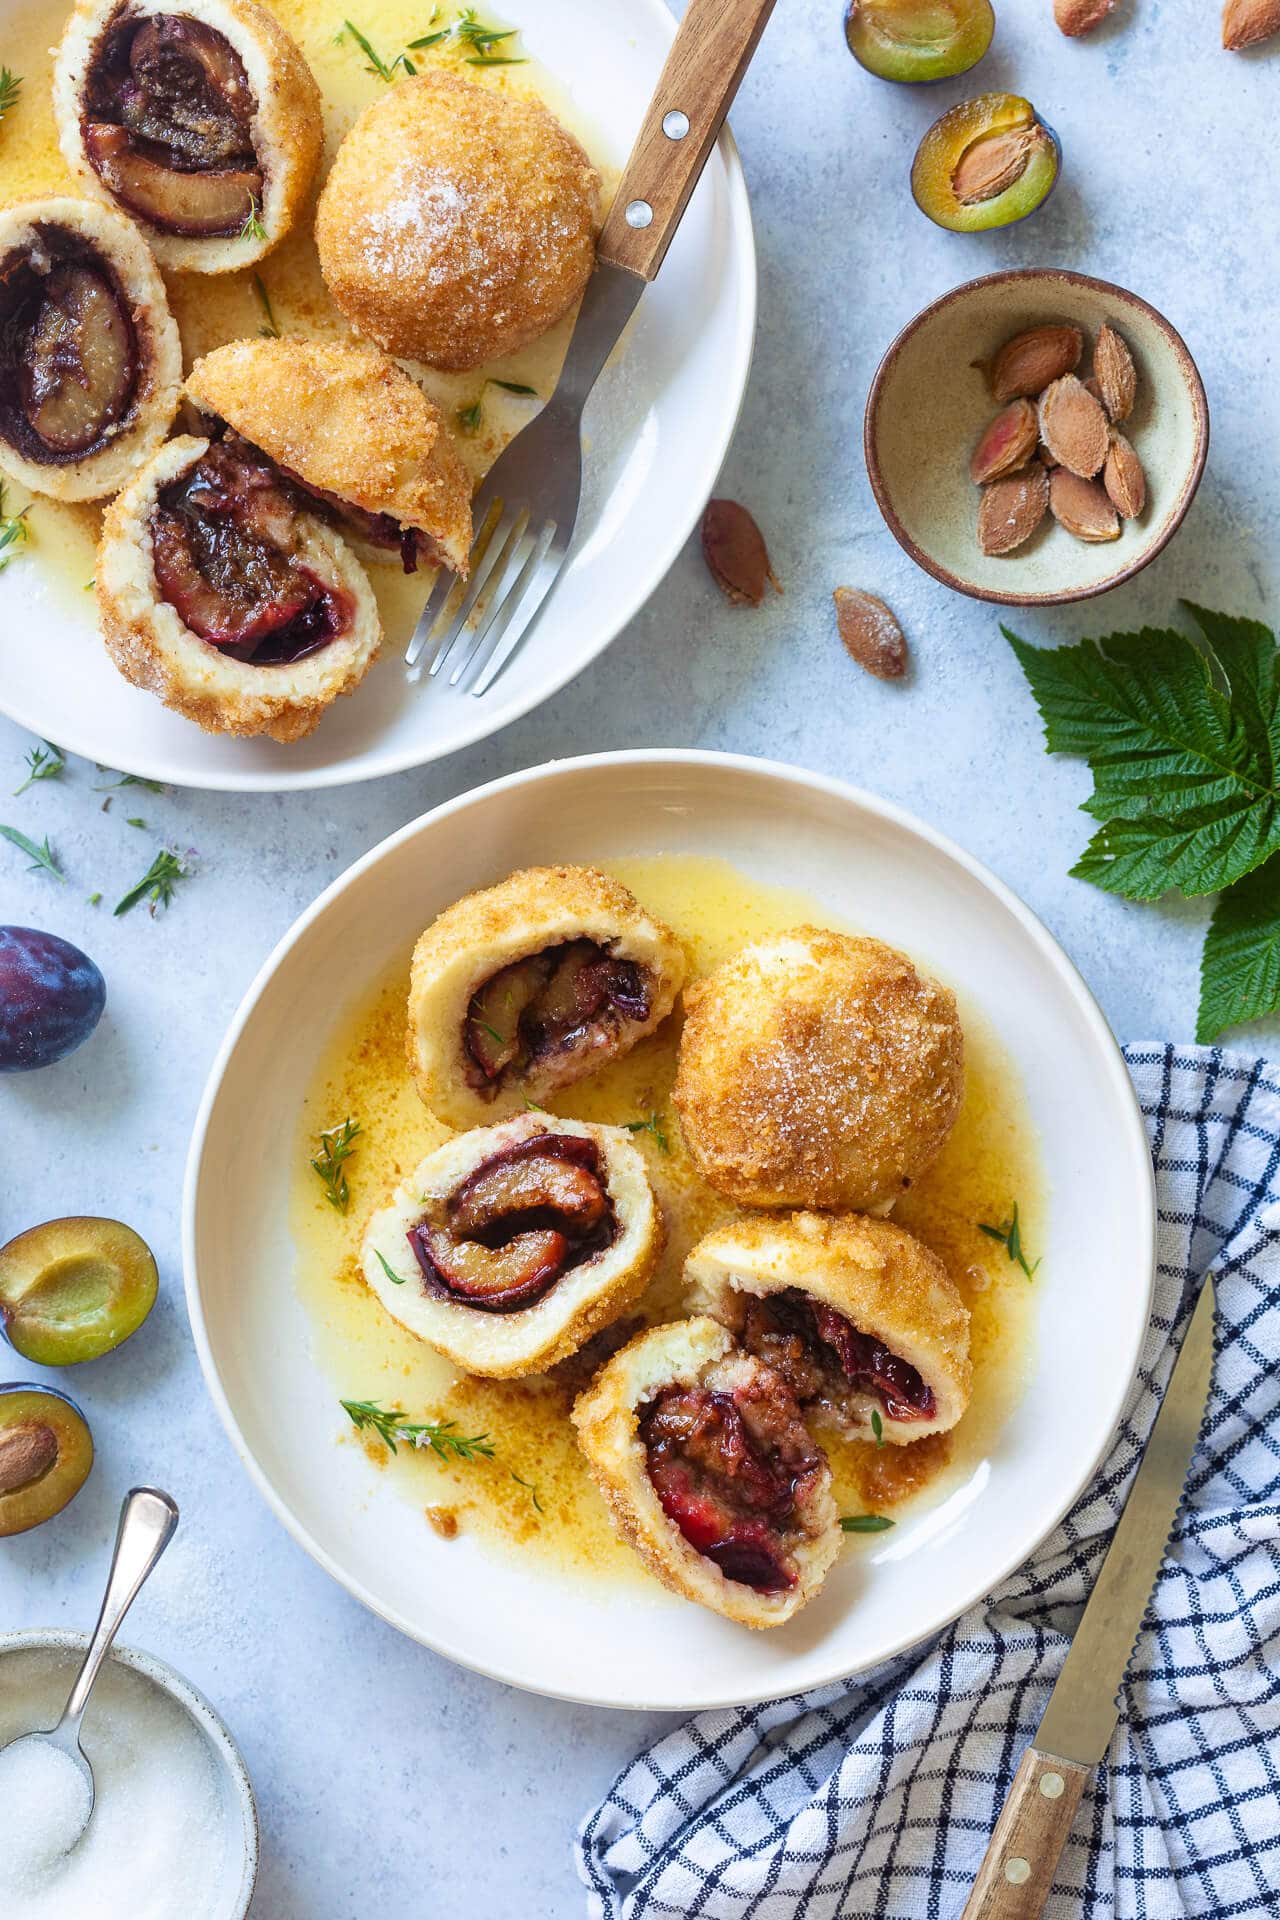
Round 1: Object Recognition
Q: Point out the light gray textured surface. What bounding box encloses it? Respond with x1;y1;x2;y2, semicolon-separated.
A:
2;2;1277;1915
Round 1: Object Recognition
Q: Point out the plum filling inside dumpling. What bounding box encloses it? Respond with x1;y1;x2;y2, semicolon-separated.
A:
149;440;355;663
408;1133;618;1314
0;227;139;461
463;941;654;1096
641;1369;826;1593
82;12;263;238
727;1287;936;1428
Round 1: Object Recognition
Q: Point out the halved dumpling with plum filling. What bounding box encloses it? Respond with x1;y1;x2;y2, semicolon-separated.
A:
573;1316;841;1628
686;1211;971;1446
361;1114;662;1378
96;433;380;742
54;0;322;272
0;198;181;503
406;866;687;1129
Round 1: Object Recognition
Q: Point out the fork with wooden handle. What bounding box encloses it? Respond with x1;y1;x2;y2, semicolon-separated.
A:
406;0;780;693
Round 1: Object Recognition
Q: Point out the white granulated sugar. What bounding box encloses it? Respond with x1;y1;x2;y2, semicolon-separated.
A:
0;1649;241;1920
359;164;499;290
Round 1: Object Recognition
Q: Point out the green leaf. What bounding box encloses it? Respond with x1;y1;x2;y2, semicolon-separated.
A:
1005;623;1280;900
840;1514;894;1534
374;1247;407;1286
0;823;63;880
1198;857;1280;1042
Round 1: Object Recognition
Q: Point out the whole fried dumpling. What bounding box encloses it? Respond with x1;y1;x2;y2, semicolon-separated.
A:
315;70;600;371
186;336;472;574
672;929;964;1212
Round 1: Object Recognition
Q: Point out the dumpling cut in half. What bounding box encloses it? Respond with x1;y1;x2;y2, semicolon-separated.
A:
96;434;380;742
54;0;323;271
361;1114;661;1378
406;866;687;1128
185;337;473;577
572;1317;841;1628
673;928;964;1213
0;198;181;502
686;1211;972;1446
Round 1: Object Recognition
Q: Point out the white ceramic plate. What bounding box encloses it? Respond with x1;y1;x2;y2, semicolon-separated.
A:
0;0;755;792
184;752;1155;1710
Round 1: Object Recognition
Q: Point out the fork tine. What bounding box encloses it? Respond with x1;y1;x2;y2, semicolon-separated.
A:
403;562;458;670
468;527;567;697
427;506;524;680
447;520;545;688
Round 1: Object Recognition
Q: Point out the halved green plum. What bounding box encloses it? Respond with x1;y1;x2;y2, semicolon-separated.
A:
0;1218;158;1366
911;94;1060;231
0;1385;93;1535
845;0;994;82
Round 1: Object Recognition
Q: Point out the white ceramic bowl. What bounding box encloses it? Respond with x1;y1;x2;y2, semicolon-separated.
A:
0;1631;258;1916
0;0;755;791
184;751;1155;1710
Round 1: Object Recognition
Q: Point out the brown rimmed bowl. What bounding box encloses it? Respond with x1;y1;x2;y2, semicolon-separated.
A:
864;268;1210;606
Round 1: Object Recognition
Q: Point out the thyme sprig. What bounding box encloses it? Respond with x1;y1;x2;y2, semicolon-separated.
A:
0;481;30;574
840;1514;894;1534
373;1247;407;1286
341;1397;495;1461
114;847;192;916
0;69;21;125
624;1110;670;1153
94;771;165;793
342;19;416;78
978;1201;1040;1280
455;376;538;436
0;824;63;880
409;8;525;62
14;741;64;795
312;1116;361;1212
511;1470;544;1512
253;273;280;338
239;196;267;243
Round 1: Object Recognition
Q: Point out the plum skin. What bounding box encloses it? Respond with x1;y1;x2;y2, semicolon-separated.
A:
0;1217;158;1366
0;927;106;1072
911;96;1062;232
0;1382;94;1536
844;0;996;83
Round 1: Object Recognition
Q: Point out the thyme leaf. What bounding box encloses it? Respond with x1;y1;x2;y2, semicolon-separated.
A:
456;375;538;436
978;1201;1040;1280
341;1396;495;1461
840;1514;894;1534
870;1408;884;1448
252;273;280;338
0;481;31;573
342;20;416;77
311;1116;361;1212
0;824;63;880
114;847;192;916
0;69;21;125
511;1470;544;1512
374;1247;408;1286
14;741;64;795
624;1110;670;1153
239;195;267;243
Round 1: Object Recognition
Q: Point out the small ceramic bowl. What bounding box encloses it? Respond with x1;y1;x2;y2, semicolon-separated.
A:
0;1630;258;1917
864;268;1210;606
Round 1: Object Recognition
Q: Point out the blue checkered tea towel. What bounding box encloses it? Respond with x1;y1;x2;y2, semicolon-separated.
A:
577;1044;1280;1920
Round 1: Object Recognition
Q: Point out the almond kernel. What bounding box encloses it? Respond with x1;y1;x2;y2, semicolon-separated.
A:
1094;323;1137;423
1104;433;1146;518
701;500;780;607
833;589;909;680
978;465;1049;556
990;325;1084;403
1223;0;1280;47
970;399;1039;484
1038;374;1110;478
1049;468;1120;542
1055;0;1117;32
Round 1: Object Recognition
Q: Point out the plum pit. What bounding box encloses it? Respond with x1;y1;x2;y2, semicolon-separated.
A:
0;1385;93;1536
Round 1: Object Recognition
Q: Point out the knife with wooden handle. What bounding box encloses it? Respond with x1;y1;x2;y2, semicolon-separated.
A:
961;1277;1216;1919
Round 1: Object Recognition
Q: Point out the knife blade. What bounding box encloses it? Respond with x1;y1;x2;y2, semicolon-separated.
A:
961;1275;1215;1919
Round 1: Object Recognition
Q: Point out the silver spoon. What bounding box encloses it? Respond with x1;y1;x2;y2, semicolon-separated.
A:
0;1486;178;1834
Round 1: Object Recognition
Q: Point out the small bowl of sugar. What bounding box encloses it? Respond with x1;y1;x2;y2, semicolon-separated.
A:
0;1630;257;1920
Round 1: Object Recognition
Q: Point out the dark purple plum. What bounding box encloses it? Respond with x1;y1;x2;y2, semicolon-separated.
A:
0;927;106;1072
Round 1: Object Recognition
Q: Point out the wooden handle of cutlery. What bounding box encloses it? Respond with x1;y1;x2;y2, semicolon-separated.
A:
960;1747;1091;1920
598;0;780;281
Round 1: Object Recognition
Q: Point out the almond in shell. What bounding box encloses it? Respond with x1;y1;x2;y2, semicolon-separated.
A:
970;399;1038;484
1223;0;1280;47
833;589;909;680
1055;0;1118;31
978;464;1049;556
1103;432;1146;518
1038;374;1110;478
1094;323;1136;423
1049;468;1120;542
990;324;1083;403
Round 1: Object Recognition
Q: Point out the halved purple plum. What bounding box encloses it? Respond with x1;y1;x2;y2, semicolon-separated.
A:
0;928;106;1073
0;1217;158;1366
845;0;995;82
912;94;1060;231
0;1384;93;1535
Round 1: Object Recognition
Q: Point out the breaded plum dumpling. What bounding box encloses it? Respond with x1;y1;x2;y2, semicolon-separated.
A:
572;1316;841;1628
686;1211;972;1446
186;336;472;576
315;71;600;371
362;1113;661;1378
406;865;687;1128
672;929;964;1213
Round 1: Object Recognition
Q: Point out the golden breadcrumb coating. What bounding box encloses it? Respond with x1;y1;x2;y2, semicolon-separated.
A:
186;336;473;573
315;70;600;371
54;0;323;273
686;1210;972;1443
672;928;964;1212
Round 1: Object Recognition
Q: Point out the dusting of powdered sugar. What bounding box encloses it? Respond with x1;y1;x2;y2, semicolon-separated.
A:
358;164;497;289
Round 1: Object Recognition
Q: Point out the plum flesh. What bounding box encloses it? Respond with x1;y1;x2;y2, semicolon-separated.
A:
911;93;1060;231
463;941;653;1095
0;231;139;464
0;1384;93;1536
733;1288;936;1425
0;927;105;1073
845;0;994;82
0;1217;158;1366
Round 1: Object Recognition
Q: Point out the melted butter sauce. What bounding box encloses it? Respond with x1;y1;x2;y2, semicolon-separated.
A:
0;0;618;637
291;855;1044;1589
